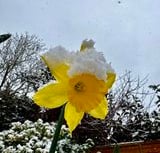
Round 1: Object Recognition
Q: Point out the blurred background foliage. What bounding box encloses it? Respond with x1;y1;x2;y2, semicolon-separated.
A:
0;33;159;145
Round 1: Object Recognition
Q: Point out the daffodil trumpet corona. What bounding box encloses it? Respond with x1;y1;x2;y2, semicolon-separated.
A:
33;39;116;133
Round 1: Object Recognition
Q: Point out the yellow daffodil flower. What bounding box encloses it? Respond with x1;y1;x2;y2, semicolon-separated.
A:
33;39;116;132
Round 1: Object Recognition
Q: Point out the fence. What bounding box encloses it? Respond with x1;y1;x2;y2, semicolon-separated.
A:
90;140;160;153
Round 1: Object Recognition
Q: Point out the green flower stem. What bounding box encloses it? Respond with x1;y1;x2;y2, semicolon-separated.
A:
113;144;120;153
49;105;65;153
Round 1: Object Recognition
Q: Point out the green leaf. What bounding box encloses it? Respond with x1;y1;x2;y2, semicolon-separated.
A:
0;34;11;43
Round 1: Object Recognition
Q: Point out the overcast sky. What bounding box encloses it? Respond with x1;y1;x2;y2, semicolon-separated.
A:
1;0;160;85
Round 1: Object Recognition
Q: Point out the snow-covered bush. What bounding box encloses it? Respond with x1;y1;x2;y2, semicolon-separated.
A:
0;119;94;153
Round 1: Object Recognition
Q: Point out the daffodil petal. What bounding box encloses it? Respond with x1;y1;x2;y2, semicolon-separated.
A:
52;64;69;82
80;39;95;51
41;46;70;82
88;98;108;119
33;82;68;108
65;102;84;132
42;55;69;82
106;73;116;89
